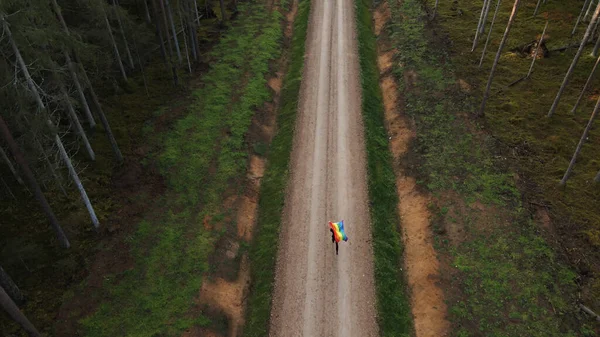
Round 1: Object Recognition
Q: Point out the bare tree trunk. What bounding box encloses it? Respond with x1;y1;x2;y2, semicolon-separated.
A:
573;0;592;36
548;3;600;118
3;18;44;109
132;39;150;97
585;0;598;22
472;0;490;52
34;137;67;197
102;5;128;81
63;51;96;129
178;3;192;73
572;55;600;114
479;0;521;117
50;0;123;162
593;27;600;56
5;17;66;197
432;0;440;19
0;146;24;185
151;0;169;67
1;177;16;200
560;96;600;186
480;0;492;35
113;0;135;69
142;0;152;24
0;116;70;248
0;286;40;337
533;0;542;16
526;20;548;78
188;0;200;61
54;127;99;229
594;168;600;182
57;78;96;160
0;266;23;305
194;0;201;24
157;0;179;85
165;0;182;63
219;0;227;23
479;0;502;67
160;0;175;57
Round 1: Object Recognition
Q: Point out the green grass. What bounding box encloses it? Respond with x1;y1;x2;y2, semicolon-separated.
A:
435;0;600;279
356;0;412;335
388;0;593;335
243;0;309;335
79;2;286;336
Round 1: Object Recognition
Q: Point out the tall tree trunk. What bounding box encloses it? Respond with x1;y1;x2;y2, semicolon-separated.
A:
132;39;150;97
50;0;123;162
572;55;600;114
165;0;182;63
142;0;152;24
219;0;227;23
573;0;592;36
113;0;135;69
560;96;600;185
0;146;24;185
188;0;200;61
0;266;24;305
471;0;490;52
593;27;600;56
63;51;96;129
533;0;542;16
34;137;67;197
432;0;440;19
526;20;548;78
479;0;521;117
89;90;124;163
53;126;99;229
151;0;169;67
160;0;175;58
585;0;598;22
0;116;70;248
157;0;179;85
548;3;600;118
3;18;45;109
0;286;40;337
479;0;502;68
56;76;96;160
480;0;492;35
1;177;16;200
102;5;128;81
178;3;192;73
594;168;600;182
194;0;201;24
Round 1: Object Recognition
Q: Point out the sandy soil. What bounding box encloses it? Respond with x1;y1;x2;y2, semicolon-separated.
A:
374;2;450;337
268;0;378;335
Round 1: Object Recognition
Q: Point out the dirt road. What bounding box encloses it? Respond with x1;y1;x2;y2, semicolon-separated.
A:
269;0;378;336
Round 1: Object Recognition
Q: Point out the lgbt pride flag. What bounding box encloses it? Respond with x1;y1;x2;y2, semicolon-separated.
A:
329;220;348;243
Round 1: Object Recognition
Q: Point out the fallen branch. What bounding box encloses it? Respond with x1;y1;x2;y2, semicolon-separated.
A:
580;304;600;322
494;75;527;95
548;40;594;53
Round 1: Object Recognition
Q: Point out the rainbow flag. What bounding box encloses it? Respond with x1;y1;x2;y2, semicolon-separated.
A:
329;220;348;243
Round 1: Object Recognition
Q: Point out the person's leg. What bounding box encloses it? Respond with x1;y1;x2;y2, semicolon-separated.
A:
335;242;338;255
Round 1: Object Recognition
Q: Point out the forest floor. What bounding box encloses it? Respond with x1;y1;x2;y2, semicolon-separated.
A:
0;0;294;335
381;0;600;336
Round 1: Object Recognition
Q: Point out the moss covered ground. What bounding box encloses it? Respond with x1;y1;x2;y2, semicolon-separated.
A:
387;0;600;335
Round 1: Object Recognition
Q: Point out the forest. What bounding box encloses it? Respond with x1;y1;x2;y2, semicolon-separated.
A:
3;0;600;336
